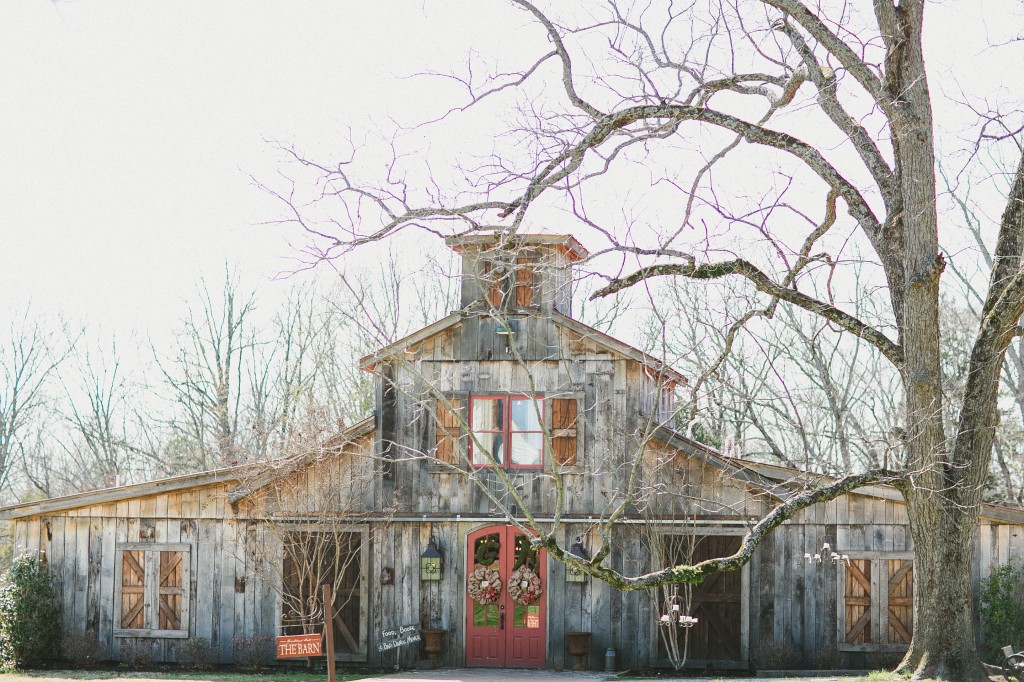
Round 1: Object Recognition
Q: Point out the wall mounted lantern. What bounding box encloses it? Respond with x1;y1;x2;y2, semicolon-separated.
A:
421;536;444;581
566;538;589;583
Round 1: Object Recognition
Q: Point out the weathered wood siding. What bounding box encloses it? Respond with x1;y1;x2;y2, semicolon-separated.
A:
20;479;1005;669
13;483;275;664
14;239;1024;670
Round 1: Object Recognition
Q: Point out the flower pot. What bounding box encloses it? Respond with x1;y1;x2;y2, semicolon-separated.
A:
421;629;446;668
566;631;591;671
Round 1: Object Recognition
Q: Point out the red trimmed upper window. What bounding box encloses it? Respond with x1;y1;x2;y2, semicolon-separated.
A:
470;395;545;468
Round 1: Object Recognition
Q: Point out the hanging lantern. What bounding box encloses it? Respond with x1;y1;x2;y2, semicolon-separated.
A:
566;539;589;583
421;535;443;581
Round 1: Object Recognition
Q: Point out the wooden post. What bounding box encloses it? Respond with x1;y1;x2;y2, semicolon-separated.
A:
323;584;336;682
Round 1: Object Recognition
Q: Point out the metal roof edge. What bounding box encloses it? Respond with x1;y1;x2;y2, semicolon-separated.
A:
0;465;254;520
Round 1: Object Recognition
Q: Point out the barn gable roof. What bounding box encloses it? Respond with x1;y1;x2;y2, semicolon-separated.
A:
651;426;783;499
0;418;376;520
721;455;1024;524
224;416;374;504
357;311;687;385
0;465;252;520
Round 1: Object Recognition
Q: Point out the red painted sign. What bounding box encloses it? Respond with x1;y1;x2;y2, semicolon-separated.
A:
276;633;323;659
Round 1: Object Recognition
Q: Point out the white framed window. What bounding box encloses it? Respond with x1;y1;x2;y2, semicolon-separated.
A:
470;395;546;468
114;542;190;639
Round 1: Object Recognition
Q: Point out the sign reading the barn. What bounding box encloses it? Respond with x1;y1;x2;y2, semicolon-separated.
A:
276;633;323;659
377;624;421;652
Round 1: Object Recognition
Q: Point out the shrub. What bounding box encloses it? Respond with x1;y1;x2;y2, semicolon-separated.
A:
807;643;843;670
979;562;1024;663
119;637;154;669
61;628;107;667
751;637;801;669
231;633;273;667
0;555;60;669
178;636;215;669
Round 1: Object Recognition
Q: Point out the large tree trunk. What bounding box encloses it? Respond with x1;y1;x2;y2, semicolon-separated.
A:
902;493;986;680
879;3;990;678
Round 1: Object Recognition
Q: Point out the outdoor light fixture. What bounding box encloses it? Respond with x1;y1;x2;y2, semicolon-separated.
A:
421;535;443;581
658;590;698;628
803;540;849;567
495;323;516;352
566;538;589;583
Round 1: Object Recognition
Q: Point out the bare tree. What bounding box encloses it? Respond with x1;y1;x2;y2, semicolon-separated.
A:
1;309;73;501
234;414;386;659
261;1;1024;676
942;164;1024;505
156;267;258;471
54;338;158;491
657;277;902;476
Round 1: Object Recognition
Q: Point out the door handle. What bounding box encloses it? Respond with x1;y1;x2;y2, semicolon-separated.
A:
500;611;505;630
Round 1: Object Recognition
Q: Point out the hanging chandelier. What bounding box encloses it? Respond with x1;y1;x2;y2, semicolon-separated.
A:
803;540;850;567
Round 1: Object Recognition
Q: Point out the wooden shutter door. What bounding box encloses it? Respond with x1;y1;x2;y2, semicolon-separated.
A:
435;398;463;464
514;257;535;307
158;550;184;631
887;559;913;645
551;398;578;466
844;559;872;644
483;261;504;308
120;550;146;629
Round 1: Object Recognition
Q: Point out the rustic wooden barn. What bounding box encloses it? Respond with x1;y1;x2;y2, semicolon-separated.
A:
4;234;1024;672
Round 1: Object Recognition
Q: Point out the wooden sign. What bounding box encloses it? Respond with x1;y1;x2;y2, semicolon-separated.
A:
377;624;421;652
276;633;323;659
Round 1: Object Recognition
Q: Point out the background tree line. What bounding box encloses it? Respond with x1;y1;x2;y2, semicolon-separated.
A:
7;238;1024;508
0;259;462;508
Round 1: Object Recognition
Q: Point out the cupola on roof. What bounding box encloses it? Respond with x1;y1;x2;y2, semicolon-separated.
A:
444;233;588;316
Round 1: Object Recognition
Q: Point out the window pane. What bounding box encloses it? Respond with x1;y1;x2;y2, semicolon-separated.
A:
472;398;504;431
511;432;543;466
473;433;504;465
511;398;542;431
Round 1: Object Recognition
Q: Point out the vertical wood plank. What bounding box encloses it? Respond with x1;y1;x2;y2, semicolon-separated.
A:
99;518;116;654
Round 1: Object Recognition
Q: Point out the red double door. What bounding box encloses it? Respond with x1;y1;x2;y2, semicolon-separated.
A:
465;525;547;667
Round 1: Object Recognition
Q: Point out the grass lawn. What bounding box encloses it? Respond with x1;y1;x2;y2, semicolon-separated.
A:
0;671;372;682
616;672;911;681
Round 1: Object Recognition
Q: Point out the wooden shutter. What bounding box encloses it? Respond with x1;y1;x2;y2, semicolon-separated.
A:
514;257;535;307
887;559;913;645
551;397;578;466
120;550;146;629
435;398;463;465
115;543;191;638
483;260;504;308
158;550;184;631
844;559;872;644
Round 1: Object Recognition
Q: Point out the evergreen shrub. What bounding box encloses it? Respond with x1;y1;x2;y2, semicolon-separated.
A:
979;561;1024;663
0;555;60;669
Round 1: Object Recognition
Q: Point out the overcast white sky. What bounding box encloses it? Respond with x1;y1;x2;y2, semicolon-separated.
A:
0;0;529;341
1;0;1022;345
